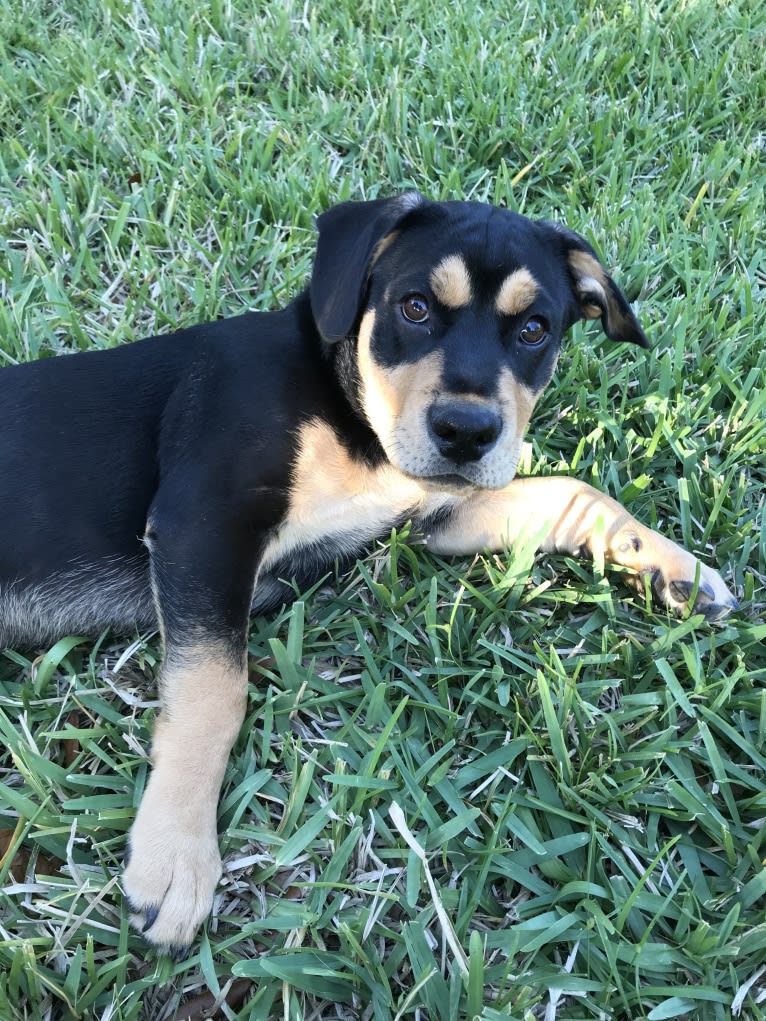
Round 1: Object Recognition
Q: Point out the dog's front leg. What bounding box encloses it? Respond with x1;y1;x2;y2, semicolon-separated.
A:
426;476;738;618
123;643;247;955
122;501;259;955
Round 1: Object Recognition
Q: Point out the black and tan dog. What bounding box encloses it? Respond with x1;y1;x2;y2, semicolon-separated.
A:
0;194;737;952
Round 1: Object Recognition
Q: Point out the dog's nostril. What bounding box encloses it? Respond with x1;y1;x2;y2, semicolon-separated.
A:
432;421;458;443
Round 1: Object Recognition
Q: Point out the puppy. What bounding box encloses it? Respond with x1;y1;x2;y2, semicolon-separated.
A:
0;194;737;953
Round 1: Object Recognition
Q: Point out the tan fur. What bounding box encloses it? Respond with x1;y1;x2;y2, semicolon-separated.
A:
568;250;608;293
122;644;247;948
474;366;549;485
581;302;603;320
357;309;405;435
371;230;400;266
350;311;549;489
495;268;539;316
498;366;540;431
567;250;610;319
354;310;447;478
259;417;434;575
425;475;734;612
430;254;473;309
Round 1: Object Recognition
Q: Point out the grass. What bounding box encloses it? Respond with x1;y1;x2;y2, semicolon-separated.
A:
0;0;765;1018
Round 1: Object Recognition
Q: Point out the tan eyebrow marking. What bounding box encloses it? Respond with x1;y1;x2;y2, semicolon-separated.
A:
430;254;473;309
495;268;539;316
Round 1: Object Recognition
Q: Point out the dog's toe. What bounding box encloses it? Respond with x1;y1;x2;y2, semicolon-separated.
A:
124;849;221;951
696;591;740;621
123;814;222;953
662;560;738;619
629;539;738;620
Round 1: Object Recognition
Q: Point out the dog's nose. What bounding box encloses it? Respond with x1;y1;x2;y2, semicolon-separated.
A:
428;402;502;463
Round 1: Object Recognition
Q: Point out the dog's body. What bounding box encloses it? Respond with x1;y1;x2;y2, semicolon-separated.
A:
0;295;350;643
0;195;737;953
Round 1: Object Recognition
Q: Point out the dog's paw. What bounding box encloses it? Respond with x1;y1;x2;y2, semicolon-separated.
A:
123;811;222;954
643;550;738;620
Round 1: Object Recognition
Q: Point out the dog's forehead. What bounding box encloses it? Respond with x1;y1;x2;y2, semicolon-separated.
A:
388;202;566;298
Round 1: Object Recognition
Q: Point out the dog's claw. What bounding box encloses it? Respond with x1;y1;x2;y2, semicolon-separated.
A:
699;597;740;621
128;897;195;956
141;905;159;932
669;579;715;604
665;568;738;619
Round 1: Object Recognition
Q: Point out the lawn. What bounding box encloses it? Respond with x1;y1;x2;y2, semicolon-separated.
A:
0;0;764;1018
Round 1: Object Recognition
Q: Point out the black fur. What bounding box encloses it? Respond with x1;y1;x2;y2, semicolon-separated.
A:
0;194;646;653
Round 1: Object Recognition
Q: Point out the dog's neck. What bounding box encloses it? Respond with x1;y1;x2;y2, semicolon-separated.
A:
296;290;387;468
330;334;389;467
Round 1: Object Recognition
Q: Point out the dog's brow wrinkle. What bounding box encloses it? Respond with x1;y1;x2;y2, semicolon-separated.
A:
495;268;539;316
430;254;473;309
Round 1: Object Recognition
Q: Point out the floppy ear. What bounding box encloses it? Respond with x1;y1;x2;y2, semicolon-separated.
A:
549;224;649;348
311;193;425;343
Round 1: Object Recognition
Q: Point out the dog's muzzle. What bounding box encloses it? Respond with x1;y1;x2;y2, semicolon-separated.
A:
427;400;502;464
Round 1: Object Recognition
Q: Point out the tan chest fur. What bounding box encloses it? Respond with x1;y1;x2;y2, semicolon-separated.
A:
258;419;439;573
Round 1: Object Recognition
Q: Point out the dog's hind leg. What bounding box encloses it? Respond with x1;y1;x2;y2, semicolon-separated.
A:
425;476;738;619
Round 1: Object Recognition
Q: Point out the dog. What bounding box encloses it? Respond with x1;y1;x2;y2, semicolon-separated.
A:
0;193;738;954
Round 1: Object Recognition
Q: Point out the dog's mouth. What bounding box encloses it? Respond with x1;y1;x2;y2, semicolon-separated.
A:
386;417;523;492
403;469;479;493
422;471;475;490
405;445;522;492
394;444;522;492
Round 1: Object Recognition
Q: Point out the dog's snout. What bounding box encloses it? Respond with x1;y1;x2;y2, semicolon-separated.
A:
428;402;502;463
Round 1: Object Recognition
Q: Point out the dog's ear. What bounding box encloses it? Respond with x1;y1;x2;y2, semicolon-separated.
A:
311;193;425;342
547;223;649;348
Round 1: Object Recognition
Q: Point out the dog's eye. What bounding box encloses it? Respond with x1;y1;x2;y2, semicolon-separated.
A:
401;295;430;323
519;316;548;345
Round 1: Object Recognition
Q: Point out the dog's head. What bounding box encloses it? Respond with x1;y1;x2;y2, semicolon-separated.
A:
311;194;648;490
